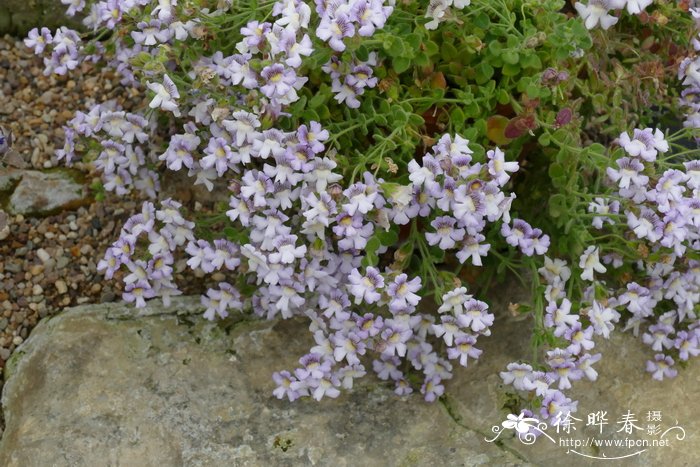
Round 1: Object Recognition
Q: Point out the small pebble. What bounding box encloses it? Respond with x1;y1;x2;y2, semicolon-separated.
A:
55;280;68;295
36;248;51;263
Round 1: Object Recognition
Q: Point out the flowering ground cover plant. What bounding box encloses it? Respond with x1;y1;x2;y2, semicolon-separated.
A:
26;0;700;422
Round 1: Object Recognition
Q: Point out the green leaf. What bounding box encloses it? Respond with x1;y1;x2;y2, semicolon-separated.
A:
377;228;399;246
487;40;503;57
429;245;445;262
548;194;567;218
405;33;421;50
474;62;494;84
502;62;521;76
425;41;439;56
393;57;411;74
441;42;458;61
366;236;381;255
520;53;542;69
502;50;519;65
408;113;424;126
473;12;491;29
356;45;369;62
361;253;378;268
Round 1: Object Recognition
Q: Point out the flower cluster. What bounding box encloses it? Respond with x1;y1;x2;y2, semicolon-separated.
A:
97;199;194;307
25;26;82;75
500;127;700;423
28;0;700;412
679;5;700;140
56;102;159;198
315;0;393;51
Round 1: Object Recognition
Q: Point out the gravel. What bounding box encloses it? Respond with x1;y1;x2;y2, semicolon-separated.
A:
0;34;213;433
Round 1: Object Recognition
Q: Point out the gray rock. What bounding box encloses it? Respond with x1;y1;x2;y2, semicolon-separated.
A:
0;297;526;467
0;0;83;37
5;169;88;216
3;289;699;466
0;168;22;192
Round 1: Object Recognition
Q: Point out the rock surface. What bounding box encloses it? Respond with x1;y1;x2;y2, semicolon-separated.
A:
1;168;88;215
1;294;699;466
0;0;82;37
0;297;526;467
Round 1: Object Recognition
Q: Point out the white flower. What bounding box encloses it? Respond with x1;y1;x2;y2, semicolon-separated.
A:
574;1;619;30
624;0;653;15
579;246;607;281
487;148;519;186
147;74;180;116
539;256;571;284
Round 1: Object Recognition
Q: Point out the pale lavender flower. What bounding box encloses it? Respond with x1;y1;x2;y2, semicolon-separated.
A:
606;157;648;189
24;27;53;53
316;13;355;52
618;282;656;315
426;216;465;249
578;353;602;381
646;354;678;381
421;375;444;402
240;170;273;207
564;323;595;355
147;74;180;116
337;364;367;389
588;197;620;229
456;299;493;333
447;335;482;367
379;325;412;357
587;300;620;339
546;348;583;390
544;298;578;337
260;64;298;98
619;128;668;161
131;20;172;46
373;355;403;380
269;234;307;264
675;331;700;361
456;234;490;266
386;274;422;312
438;287;471;315
487;147;519;186
331;78;362;108
331;331;366;364
574;0;619;30
541;390;578;421
579;246;607;281
201;137;235;176
348;267;384;304
273;370;306;401
123;280;156;308
642;324;675;352
500;362;534;391
627;208;663;242
432;315;464;346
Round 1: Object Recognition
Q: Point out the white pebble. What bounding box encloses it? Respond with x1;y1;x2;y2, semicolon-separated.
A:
32;284;43;295
12;336;23;346
55;280;68;295
36;248;51;263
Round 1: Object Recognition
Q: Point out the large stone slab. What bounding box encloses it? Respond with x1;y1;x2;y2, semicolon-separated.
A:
0;297;526;466
2;291;699;466
1;168;88;215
